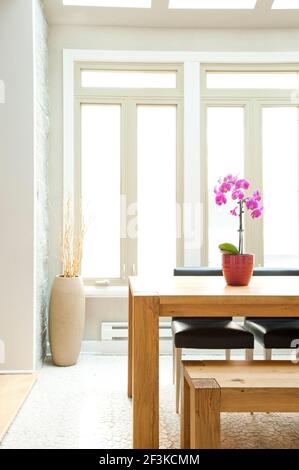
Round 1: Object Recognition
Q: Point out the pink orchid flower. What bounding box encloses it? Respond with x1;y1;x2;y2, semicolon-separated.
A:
235;178;250;190
232;189;245;201
219;182;232;193
214;174;263;254
251;207;263;219
252;190;262;201
230;206;238;216
215;191;227;206
246;198;259;210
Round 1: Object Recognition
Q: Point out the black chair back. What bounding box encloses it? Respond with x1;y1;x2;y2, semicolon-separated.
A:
174;267;299;277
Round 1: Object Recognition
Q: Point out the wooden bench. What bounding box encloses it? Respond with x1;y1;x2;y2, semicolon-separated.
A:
181;360;299;449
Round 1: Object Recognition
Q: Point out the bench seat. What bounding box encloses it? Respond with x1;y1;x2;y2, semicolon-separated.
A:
181;360;299;449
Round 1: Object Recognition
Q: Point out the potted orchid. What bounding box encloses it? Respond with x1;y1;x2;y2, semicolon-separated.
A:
214;174;263;286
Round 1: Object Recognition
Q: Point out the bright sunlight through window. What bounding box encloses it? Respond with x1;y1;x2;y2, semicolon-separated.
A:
63;0;151;8
263;107;299;267
207;72;299;89
81;70;177;88
137;106;177;279
168;0;257;9
81;104;121;279
272;0;299;9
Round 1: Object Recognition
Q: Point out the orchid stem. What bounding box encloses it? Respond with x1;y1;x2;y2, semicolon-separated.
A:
238;200;244;255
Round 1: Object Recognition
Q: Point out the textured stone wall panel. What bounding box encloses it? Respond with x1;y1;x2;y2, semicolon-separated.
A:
35;0;49;368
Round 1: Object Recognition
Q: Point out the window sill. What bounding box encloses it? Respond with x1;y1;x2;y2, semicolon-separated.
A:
85;285;128;299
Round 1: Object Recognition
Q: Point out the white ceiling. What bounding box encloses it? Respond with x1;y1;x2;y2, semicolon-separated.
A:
43;0;299;28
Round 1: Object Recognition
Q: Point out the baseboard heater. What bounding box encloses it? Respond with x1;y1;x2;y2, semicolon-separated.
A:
101;321;172;341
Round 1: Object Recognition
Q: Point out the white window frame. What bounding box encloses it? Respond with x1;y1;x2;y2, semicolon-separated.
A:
201;63;299;98
200;63;299;266
75;62;184;97
64;50;299;275
73;61;184;284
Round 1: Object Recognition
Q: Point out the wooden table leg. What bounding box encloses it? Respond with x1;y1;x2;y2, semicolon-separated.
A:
190;379;221;449
181;371;190;449
133;295;159;449
128;284;133;399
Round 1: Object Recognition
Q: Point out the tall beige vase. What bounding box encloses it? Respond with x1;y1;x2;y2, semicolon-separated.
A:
49;276;85;367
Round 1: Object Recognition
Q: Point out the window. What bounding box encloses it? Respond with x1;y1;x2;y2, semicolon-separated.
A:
75;63;183;284
201;64;299;267
81;104;121;278
207;107;244;266
169;0;257;9
207;72;299;89
81;70;177;89
63;1;152;8
137;105;177;278
263;107;299;267
272;0;299;9
71;58;299;280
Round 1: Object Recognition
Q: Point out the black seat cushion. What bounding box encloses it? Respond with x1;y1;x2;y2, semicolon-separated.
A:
244;318;299;349
172;317;254;349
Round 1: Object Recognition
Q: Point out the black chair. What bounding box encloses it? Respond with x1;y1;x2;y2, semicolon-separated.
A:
172;268;254;413
243;268;299;360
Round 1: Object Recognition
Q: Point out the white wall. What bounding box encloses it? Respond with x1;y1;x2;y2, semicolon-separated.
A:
49;24;299;53
48;25;299;339
0;0;35;371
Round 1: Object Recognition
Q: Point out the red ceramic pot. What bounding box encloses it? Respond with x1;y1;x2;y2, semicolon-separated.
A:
222;254;254;286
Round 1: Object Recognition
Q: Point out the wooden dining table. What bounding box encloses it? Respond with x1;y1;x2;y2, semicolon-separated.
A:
127;275;299;449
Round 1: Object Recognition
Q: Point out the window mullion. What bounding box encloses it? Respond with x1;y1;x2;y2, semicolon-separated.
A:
176;100;184;268
125;100;138;278
244;99;264;266
120;100;127;282
200;102;209;266
298;107;299;265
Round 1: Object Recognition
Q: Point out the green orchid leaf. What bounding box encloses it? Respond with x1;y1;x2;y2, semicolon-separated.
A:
218;242;240;255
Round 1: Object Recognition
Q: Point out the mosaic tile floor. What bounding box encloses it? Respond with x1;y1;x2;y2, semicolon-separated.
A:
1;356;299;449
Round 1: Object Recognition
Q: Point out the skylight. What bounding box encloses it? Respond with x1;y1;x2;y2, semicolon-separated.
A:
168;0;257;9
63;0;151;8
272;0;299;9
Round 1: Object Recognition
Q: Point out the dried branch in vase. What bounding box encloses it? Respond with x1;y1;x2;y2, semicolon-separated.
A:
61;199;86;278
